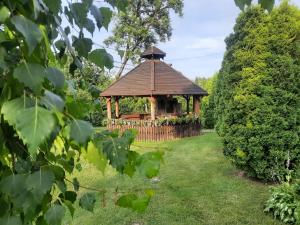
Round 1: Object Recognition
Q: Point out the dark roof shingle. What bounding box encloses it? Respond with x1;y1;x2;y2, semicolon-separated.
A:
100;59;208;97
141;46;166;59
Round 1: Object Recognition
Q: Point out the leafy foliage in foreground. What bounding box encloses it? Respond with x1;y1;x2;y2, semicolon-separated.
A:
265;182;300;224
0;0;163;224
214;3;300;181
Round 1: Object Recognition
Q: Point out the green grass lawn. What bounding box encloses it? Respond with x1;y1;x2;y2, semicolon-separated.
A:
64;132;282;225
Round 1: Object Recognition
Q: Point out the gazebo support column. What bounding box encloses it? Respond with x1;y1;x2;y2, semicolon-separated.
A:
149;96;157;120
115;97;119;118
193;95;200;116
106;97;112;120
186;95;190;114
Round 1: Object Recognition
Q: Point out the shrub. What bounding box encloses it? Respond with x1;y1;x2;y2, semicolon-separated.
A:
265;182;300;224
214;3;300;181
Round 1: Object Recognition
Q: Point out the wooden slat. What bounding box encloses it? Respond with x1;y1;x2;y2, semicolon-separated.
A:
107;122;201;141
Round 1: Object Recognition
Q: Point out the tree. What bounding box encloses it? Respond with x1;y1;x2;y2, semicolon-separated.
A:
0;0;163;224
234;0;275;12
195;74;218;129
104;0;184;79
214;3;300;181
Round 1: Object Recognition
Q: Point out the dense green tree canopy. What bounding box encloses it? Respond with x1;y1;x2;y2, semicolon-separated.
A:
104;0;184;78
214;2;300;181
234;0;275;12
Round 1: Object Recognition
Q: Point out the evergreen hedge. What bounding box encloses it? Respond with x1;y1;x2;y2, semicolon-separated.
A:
214;3;300;181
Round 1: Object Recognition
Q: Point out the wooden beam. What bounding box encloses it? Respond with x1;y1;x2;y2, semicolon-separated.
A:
115;97;119;118
106;97;112;120
193;95;200;116
149;96;157;120
186;95;190;114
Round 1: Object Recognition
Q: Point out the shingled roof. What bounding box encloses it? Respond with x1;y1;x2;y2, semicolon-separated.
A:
100;47;208;97
141;46;166;59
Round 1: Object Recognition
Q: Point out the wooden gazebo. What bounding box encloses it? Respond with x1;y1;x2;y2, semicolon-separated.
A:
100;46;208;141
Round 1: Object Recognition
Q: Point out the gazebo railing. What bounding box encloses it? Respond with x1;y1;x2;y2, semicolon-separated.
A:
105;115;201;141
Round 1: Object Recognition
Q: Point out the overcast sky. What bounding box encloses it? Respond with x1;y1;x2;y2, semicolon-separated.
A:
65;0;300;80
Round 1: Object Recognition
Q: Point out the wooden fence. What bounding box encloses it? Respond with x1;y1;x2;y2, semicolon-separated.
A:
107;122;201;141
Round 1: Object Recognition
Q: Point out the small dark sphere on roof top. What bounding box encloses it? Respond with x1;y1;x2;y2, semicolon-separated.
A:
141;46;166;60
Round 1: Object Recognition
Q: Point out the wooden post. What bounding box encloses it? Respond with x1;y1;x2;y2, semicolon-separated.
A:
149;96;157;120
186;96;190;114
106;97;112;120
115;97;119;118
193;95;200;116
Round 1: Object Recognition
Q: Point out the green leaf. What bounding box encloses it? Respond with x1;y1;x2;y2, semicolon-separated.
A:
40;25;55;62
0;47;7;70
84;18;95;35
137;152;163;178
0;198;9;217
83;0;93;8
45;67;65;90
258;0;274;12
90;5;103;30
118;50;125;59
0;215;22;225
106;0;128;11
13;63;45;93
44;204;65;225
64;200;75;218
71;3;88;28
59;191;77;203
100;7;112;30
26;170;55;194
234;0;252;10
0;174;27;197
33;0;43;19
84;141;107;174
131;196;150;212
122;129;138;145
0;7;10;23
11;15;42;54
36;216;47;225
73;38;93;58
66;98;90;119
47;165;65;181
43;0;62;14
69;180;78;194
102;136;129;171
1;97;34;126
15;105;56;156
123;151;139;177
64;26;70;35
116;193;150;212
116;193;137;208
79;193;96;212
41;90;65;112
69;120;93;145
88;49;113;70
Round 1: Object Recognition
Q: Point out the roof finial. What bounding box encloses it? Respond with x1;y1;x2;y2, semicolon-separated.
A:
141;46;166;60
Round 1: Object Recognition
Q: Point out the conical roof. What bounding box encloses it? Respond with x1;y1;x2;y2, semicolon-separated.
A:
100;55;208;97
141;46;166;59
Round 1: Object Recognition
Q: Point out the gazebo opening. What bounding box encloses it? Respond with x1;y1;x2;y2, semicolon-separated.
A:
100;46;208;141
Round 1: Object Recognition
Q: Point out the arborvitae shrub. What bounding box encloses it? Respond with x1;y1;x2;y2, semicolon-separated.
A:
215;3;300;181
